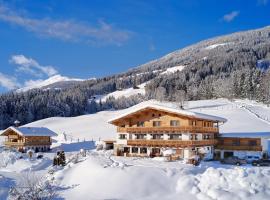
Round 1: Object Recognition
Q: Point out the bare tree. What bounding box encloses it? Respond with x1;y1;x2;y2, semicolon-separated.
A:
9;172;57;200
174;89;187;109
155;87;166;102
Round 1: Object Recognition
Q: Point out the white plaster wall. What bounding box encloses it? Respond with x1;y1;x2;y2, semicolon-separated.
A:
182;133;190;141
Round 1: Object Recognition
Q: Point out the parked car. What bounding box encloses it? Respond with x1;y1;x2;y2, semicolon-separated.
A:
251;159;270;166
220;156;246;165
245;155;261;164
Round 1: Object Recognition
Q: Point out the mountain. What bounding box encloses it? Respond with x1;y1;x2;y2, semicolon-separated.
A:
17;75;85;92
1;25;270;129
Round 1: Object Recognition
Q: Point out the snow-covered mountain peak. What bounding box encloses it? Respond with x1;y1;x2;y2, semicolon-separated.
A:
17;74;85;92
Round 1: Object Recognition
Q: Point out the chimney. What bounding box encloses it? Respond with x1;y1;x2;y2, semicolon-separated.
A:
14;120;21;127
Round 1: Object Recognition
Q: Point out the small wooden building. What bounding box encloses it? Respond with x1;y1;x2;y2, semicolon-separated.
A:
215;132;270;159
0;126;57;152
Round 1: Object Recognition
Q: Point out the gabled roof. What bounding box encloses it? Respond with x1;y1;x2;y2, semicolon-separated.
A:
108;101;227;124
220;132;270;138
0;126;57;137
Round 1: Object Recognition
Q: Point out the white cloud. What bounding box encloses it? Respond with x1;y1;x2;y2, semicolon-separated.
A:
23;79;44;87
0;5;132;45
257;0;268;5
10;55;58;77
0;72;19;90
222;11;239;22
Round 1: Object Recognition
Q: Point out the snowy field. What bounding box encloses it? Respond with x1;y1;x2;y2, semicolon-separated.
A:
1;98;270;199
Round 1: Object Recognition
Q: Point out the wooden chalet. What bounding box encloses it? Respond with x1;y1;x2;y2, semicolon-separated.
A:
0;126;57;152
108;102;227;160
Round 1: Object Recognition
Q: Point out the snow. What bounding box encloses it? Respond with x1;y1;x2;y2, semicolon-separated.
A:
108;100;227;123
221;132;270;138
2;98;270;199
1;126;57;137
25;111;120;141
160;65;186;74
205;42;231;50
54;152;270;200
98;82;146;102
17;74;85;92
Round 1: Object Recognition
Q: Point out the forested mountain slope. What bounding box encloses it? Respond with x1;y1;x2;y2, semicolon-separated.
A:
1;26;270;129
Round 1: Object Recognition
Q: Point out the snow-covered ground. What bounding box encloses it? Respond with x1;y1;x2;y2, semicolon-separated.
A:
204;42;232;50
25;99;270;143
1;98;270;199
98;82;146;102
160;65;186;74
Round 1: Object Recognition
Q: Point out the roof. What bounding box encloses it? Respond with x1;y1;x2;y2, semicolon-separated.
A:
0;126;58;137
108;101;227;124
220;132;270;138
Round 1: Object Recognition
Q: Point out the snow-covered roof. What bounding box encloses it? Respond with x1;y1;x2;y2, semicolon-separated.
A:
0;126;57;137
108;101;227;123
220;132;270;138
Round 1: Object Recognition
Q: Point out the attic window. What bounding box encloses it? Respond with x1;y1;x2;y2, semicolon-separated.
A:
158;114;161;117
152;114;155;117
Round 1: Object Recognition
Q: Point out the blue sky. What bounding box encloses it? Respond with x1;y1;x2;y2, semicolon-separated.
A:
0;0;269;92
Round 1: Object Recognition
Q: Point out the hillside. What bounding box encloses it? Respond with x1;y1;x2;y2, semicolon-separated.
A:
1;26;270;129
25;99;270;141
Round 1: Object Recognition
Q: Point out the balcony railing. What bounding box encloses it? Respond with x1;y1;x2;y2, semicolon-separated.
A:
4;141;51;146
216;145;262;151
127;139;218;147
117;126;218;133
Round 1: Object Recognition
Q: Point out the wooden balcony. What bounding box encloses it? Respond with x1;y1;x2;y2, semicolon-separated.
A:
117;126;218;133
4;141;51;146
127;139;218;148
216;145;262;151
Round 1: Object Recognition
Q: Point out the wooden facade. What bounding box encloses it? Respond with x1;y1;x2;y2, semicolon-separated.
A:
1;127;55;152
216;137;262;151
109;105;225;159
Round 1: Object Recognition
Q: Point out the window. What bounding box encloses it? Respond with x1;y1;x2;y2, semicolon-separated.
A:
140;147;147;154
169;134;182;140
132;147;138;153
170;120;180;127
232;139;240;146
190;120;197;126
135;134;146;139
249;140;257;146
137;121;145;127
152;134;163;139
203;135;210;140
153;121;161;127
123;147;130;153
152;114;155;117
119;134;127;139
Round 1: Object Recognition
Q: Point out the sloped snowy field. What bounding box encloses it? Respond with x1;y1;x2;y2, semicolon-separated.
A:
1;98;270;200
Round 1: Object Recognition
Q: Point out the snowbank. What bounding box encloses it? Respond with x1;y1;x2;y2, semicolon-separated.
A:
56;152;270;200
176;167;270;200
